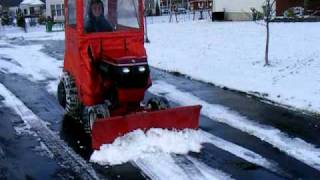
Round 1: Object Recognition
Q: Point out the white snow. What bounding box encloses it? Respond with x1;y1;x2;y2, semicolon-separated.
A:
20;0;44;6
135;153;205;180
90;128;205;166
135;153;233;180
0;26;64;41
146;19;320;114
187;157;234;180
90;128;280;174
0;39;62;93
0;44;61;81
149;80;320;171
0;82;99;179
199;130;280;174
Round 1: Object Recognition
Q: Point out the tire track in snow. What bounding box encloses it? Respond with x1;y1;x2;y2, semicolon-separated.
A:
186;156;235;180
149;80;320;171
173;155;234;180
0;146;4;158
134;153;232;180
0;83;99;180
199;130;284;175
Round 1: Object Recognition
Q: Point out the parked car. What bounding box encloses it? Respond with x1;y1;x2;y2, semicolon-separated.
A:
177;7;187;14
284;7;304;17
161;8;169;15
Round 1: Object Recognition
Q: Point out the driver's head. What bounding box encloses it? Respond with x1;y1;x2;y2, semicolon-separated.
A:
90;0;104;18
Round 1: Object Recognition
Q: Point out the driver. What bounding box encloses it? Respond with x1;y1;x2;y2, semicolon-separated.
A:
85;0;113;33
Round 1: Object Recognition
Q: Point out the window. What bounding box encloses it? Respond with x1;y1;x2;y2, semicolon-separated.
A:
117;0;140;28
29;7;35;15
51;4;56;16
68;0;76;25
62;4;65;16
56;4;62;16
83;0;140;33
24;9;27;15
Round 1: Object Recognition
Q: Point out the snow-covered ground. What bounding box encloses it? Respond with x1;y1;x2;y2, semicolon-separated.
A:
2;18;319;114
145;18;320;114
0;25;64;41
149;80;320;171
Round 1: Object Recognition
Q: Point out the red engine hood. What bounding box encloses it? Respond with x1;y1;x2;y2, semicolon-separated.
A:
83;34;147;64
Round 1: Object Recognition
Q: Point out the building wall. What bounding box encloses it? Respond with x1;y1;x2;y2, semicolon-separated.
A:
20;4;43;16
213;0;266;12
224;12;253;21
46;0;65;22
213;0;276;21
8;7;19;17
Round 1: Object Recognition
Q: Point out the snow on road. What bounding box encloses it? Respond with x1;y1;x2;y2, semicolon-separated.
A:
90;129;204;165
91;128;280;175
186;156;234;180
0;82;99;179
0;44;61;81
149;80;320;171
146;20;320;114
0;40;62;94
135;153;233;180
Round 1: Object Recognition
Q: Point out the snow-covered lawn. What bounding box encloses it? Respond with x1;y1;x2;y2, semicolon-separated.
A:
146;19;320;114
0;25;64;41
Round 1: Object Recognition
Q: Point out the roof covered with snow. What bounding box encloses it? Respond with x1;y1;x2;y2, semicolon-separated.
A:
20;0;44;6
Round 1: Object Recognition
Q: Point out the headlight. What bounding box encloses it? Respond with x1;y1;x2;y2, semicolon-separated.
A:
138;66;146;72
122;67;130;74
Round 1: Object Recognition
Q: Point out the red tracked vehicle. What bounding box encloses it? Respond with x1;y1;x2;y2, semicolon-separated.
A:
58;0;201;149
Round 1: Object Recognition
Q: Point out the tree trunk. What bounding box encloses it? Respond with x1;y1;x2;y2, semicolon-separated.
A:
265;21;270;66
265;20;270;66
304;0;310;11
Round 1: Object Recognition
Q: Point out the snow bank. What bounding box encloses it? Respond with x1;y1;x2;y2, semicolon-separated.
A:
90;128;206;165
0;26;64;41
21;0;44;5
149;80;320;171
90;126;279;174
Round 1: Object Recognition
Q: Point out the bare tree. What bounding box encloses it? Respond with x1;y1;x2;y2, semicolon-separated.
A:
262;0;276;66
304;0;310;12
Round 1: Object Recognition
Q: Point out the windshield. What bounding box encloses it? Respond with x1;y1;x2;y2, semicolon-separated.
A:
84;0;140;33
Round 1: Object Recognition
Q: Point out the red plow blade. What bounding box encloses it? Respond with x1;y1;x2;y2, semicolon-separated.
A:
91;105;201;150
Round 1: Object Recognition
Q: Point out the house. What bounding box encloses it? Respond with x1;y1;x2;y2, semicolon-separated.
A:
19;0;45;17
145;0;161;15
212;0;273;21
189;0;212;11
46;0;65;22
0;0;22;18
276;0;320;16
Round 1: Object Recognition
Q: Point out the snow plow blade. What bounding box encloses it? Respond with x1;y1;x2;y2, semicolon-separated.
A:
91;105;201;149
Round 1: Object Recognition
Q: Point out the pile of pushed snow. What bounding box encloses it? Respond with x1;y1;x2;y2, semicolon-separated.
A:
90;128;207;165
